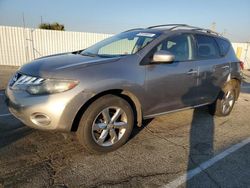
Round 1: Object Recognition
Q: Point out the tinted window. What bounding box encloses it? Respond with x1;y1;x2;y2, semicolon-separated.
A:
195;35;220;59
215;38;230;56
156;34;193;61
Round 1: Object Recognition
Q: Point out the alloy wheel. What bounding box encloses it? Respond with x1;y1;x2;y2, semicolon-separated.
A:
222;91;235;114
91;106;128;147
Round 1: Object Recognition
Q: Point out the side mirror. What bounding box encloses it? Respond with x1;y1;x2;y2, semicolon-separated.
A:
152;50;175;63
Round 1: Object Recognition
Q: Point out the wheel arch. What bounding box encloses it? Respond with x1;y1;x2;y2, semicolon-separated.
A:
71;89;143;132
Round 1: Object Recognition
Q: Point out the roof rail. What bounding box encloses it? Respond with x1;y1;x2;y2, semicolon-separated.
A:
147;24;189;29
122;28;145;32
147;24;220;36
191;28;220;36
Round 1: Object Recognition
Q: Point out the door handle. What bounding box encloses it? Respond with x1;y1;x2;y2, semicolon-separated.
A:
186;69;198;75
221;65;230;69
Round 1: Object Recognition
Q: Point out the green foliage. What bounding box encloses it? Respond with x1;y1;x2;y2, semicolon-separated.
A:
39;22;65;31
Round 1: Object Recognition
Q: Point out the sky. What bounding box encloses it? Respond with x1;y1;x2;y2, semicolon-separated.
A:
0;0;250;42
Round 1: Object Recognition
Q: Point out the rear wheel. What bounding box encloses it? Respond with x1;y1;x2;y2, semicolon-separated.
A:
76;95;134;153
208;81;237;116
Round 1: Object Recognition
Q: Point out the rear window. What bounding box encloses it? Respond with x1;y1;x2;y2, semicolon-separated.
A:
215;38;230;56
195;34;220;59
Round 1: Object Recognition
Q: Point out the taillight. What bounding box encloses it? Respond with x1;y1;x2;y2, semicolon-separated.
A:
239;61;244;70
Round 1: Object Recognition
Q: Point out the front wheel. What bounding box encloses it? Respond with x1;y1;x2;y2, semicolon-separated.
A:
208;81;237;117
76;95;134;153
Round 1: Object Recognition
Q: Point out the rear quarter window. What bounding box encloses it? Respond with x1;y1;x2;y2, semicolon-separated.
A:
215;38;231;56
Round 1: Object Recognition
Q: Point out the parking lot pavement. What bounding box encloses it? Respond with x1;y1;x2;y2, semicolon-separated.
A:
0;81;250;188
183;143;250;188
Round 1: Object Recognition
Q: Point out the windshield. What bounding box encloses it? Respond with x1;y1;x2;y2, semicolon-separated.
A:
80;31;160;58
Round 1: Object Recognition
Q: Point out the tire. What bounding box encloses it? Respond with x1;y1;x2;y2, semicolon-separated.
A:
208;81;237;117
76;94;134;153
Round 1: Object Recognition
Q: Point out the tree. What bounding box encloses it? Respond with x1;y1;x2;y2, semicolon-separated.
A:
39;22;65;31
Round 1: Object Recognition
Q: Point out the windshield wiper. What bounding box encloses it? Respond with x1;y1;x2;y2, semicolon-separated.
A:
81;52;127;58
80;52;97;57
97;54;128;58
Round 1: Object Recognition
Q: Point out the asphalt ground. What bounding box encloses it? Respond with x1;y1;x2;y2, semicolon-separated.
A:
0;72;250;188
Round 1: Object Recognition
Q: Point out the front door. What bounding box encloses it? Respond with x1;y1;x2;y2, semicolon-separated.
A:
143;33;199;117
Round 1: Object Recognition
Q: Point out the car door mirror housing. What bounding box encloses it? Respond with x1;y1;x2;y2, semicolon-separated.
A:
152;50;175;63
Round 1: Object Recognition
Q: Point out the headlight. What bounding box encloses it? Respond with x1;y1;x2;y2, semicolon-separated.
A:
10;73;79;95
27;79;79;95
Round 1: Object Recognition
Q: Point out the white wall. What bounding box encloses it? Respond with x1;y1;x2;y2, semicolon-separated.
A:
0;26;112;66
0;26;250;69
232;42;250;69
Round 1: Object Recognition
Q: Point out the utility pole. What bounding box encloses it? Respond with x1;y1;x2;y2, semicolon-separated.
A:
40;16;43;25
22;13;29;62
221;29;227;37
211;22;216;32
22;13;26;28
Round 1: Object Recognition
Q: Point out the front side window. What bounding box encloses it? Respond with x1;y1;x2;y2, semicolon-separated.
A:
155;34;193;61
81;31;160;58
195;35;220;59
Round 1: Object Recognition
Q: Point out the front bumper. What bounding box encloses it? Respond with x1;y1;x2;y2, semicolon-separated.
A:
5;86;91;132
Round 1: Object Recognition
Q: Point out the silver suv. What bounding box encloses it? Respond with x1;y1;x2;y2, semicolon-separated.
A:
6;24;241;153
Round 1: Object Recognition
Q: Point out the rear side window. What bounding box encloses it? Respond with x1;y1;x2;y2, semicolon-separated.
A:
215;38;230;56
195;34;220;59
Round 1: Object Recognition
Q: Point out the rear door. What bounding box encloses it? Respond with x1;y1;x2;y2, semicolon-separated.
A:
194;34;231;104
143;33;199;116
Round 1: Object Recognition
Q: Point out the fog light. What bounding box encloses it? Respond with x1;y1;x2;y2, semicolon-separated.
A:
30;113;51;126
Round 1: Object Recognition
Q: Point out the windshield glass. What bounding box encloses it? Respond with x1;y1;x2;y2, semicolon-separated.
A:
80;31;160;57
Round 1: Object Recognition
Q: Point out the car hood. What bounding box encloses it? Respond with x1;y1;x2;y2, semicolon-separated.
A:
19;53;120;78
